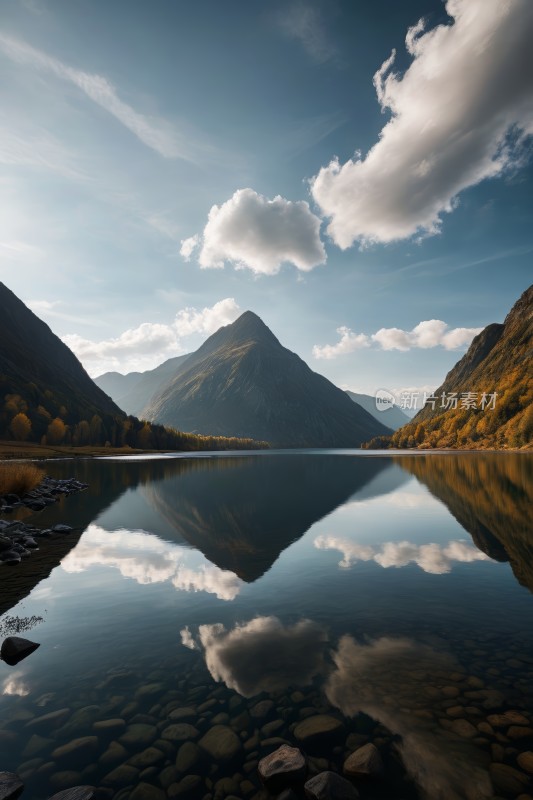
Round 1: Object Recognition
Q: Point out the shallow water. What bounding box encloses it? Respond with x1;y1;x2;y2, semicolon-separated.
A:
0;451;532;800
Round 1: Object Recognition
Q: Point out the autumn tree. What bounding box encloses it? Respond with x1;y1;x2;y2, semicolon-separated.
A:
46;417;66;445
10;412;32;441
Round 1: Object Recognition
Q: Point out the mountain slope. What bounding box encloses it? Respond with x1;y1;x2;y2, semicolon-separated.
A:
368;285;532;449
95;354;191;417
0;282;125;442
143;311;392;447
346;391;411;431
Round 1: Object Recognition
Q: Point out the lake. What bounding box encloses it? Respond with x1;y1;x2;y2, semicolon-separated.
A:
0;451;532;800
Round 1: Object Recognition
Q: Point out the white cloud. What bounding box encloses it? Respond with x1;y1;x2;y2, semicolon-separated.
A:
63;297;241;375
0;33;182;159
276;2;338;64
311;0;533;246
179;234;200;261
315;534;491;574
61;524;243;601
191;616;328;697
180;626;198;650
312;326;370;359
313;319;482;358
195;188;326;275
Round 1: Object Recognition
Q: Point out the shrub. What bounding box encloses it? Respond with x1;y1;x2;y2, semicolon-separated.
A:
0;463;45;498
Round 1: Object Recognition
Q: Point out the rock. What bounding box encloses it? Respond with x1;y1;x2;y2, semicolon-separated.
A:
508;726;533;740
22;734;54;759
0;772;24;800
52;736;99;760
93;718;126;733
304;771;359;800
119;723;157;749
262;720;284;737
168;775;203;798
199;725;243;762
161;723;199;742
0;551;21;565
517;752;533;774
488;711;529;728
489;763;529;795
127;746;165;769
176;742;202;773
47;789;96;800
129;782;166;800
450;719;477;738
52;524;73;533
258;744;307;792
49;773;83;791
168;707;196;721
26;708;71;731
0;534;12;551
343;743;383;778
294;716;344;745
102;764;139;786
99;741;128;766
0;637;39;665
250;701;273;719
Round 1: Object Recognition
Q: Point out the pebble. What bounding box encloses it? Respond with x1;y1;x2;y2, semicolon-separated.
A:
0;772;23;800
294;716;344;744
258;745;307;792
304;771;359;800
343;743;383;778
199;726;243;762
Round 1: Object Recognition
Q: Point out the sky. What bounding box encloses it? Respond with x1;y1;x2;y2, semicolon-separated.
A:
1;0;532;403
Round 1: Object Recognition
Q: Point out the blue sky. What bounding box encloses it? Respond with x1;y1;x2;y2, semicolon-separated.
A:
1;0;531;401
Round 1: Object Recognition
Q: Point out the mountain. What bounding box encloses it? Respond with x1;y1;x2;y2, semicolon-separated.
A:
0;281;124;442
367;284;532;449
138;311;392;447
95;354;190;417
346;391;411;431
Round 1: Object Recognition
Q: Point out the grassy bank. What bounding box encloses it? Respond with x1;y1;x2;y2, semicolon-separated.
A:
0;439;163;462
0;462;45;496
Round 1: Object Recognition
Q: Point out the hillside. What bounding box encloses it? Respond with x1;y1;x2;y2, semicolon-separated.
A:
95;354;190;417
365;284;532;449
141;311;392;447
346;391;411;431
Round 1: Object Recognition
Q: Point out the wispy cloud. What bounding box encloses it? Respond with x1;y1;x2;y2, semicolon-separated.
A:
276;1;338;65
0;33;183;159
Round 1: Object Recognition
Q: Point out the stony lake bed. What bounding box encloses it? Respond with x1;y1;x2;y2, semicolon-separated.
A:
0;451;532;800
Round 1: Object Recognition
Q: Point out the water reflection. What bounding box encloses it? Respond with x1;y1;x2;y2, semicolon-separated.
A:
326;636;492;800
62;524;243;600
396;454;533;591
315;535;491;574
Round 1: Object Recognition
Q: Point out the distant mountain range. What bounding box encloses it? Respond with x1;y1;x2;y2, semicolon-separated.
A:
346;391;411;431
96;311;392;447
366;284;532;449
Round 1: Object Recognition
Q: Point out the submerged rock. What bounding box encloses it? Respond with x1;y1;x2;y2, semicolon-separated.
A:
294;715;344;744
304;771;359;800
47;789;96;800
0;636;40;665
343;743;383;778
258;744;307;792
0;772;23;800
199;725;242;762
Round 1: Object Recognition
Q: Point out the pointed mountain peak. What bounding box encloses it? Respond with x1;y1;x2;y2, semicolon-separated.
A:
222;310;280;346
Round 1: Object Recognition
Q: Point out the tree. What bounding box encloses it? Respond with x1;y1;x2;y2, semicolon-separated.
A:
10;412;32;441
46;417;66;445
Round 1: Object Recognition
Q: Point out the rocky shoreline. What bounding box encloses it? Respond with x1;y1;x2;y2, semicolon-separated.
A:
0;477;88;568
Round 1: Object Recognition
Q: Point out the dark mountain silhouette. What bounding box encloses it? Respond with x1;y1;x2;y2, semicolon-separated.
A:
368;284;533;449
127;311;393;447
0;282;124;439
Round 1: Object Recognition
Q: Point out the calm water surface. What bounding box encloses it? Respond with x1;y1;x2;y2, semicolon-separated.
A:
0;451;532;800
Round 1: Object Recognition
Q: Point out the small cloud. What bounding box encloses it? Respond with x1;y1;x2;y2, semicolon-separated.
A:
179;234;200;261
198;188;326;275
313;320;482;358
2;671;30;697
276;1;338;65
180;626;198;650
